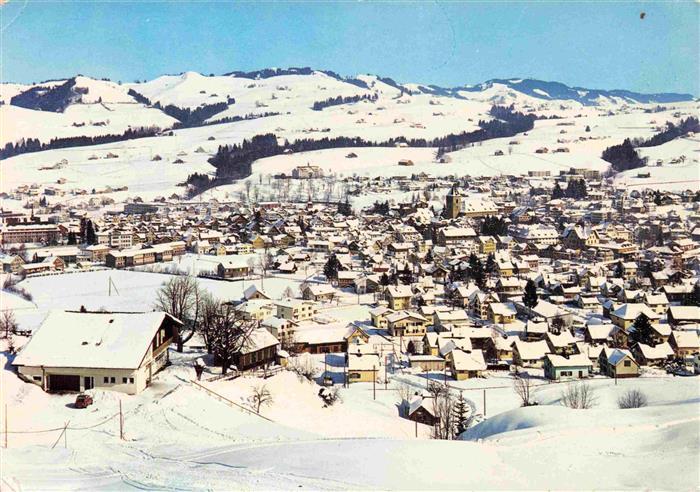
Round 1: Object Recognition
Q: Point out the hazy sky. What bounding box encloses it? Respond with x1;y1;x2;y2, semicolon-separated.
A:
1;1;697;94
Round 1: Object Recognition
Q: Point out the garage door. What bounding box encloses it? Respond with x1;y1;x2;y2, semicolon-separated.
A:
48;374;80;392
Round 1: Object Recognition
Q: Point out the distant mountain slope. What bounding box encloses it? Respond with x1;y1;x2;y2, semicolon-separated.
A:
460;78;695;105
10;76;136;112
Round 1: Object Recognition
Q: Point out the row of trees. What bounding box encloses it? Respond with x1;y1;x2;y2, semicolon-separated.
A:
311;93;378;111
1;126;162;160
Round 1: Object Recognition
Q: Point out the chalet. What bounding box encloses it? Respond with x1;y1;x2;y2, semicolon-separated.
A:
302;283;336;302
668;331;700;359
0;254;24;273
489;302;517;325
584;321;615;345
447;348;486;380
232;328;280;371
384;285;413;310
598;348;640;378
386;311;429;338
370;306;394;329
609;303;660;330
347;351;380;383
408;354;445;372
512;340;549;367
14;311;181;394
217;258;251;279
667;306;700;327
276;299;318;322
543;353;592;380
545;331;578;356
407;396;438;426
631;342;674;366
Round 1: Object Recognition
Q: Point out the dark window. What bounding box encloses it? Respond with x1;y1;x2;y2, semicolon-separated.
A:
129;378;134;384
33;376;42;382
110;377;116;383
104;377;109;383
122;377;128;384
623;360;631;367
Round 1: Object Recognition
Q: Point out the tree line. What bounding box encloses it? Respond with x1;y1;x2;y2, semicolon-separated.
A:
311;93;378;111
0;126;162;160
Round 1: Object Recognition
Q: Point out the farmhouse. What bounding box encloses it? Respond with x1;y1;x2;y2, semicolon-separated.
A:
13;311;181;395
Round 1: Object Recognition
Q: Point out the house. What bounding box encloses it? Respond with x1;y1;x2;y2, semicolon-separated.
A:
584;321;615;345
543;353;593;380
407;395;438;426
545;331;578;356
486;335;520;361
243;284;271;301
276;299;318;322
13;310;181;394
386;311;429;338
644;293;669;315
384;285;413;310
293;322;350;354
667;306;700;327
217;258;251;279
346;351;380;383
668;331;700;359
512;340;549;367
447;348;486;380
370;306;394;329
0;254;25;273
408;354;445;372
232;328;280;371
598;348;640;378
302;283;336;302
631;342;674;366
489;302;517;325
609;303;660;330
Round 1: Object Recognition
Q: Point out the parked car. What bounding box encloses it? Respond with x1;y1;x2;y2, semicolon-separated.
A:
75;393;94;409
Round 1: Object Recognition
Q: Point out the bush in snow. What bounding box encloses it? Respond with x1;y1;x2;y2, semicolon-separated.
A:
318;387;341;407
288;355;319;382
617;389;648;409
560;382;597;409
513;374;536;407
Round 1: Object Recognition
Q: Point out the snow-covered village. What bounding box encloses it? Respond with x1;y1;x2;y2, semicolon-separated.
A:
1;1;699;490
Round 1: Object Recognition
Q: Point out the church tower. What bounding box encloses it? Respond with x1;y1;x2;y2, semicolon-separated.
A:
445;184;462;219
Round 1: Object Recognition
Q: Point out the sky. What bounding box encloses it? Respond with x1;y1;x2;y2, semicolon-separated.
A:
1;1;698;95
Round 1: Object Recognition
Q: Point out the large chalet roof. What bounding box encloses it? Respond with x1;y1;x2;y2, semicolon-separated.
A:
14;310;181;370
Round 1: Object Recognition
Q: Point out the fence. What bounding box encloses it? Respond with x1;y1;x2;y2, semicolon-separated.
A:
190;380;274;422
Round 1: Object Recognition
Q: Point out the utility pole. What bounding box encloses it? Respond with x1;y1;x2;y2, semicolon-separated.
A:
4;404;7;449
119;400;124;440
373;366;376;400
384;356;388;390
415;418;418;438
64;421;68;448
483;389;487;417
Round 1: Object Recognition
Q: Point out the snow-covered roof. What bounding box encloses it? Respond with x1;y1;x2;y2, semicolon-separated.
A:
14;310;180;370
544;353;592;368
514;340;549;361
635;342;673;360
450;349;486;371
239;328;279;354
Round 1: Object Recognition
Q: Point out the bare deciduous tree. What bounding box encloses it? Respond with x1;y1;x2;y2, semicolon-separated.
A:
617;389;648;409
0;310;18;338
251;384;273;413
154;276;201;352
209;304;257;375
282;286;295;299
196;292;221;354
288;355;319;382
513;374;535;407
560;382;597;409
431;391;456;440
